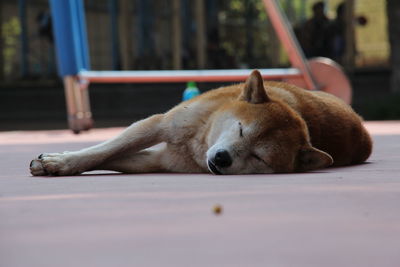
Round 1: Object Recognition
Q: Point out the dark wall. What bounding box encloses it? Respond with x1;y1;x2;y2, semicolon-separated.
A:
1;69;398;131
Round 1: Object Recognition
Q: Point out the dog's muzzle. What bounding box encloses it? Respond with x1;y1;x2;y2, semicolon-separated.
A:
207;149;232;175
207;160;222;175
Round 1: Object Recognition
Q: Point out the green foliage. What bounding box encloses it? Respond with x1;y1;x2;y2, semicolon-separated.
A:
217;0;312;67
2;17;21;76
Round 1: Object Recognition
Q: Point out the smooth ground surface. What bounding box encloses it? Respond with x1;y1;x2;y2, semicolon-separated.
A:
1;121;400;267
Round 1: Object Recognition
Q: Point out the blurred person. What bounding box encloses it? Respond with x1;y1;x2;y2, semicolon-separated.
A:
296;1;331;58
328;3;346;63
328;2;367;64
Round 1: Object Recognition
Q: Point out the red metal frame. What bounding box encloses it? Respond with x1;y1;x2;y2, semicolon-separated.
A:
262;0;317;90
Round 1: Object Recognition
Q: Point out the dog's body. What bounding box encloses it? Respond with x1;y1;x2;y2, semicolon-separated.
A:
30;70;372;176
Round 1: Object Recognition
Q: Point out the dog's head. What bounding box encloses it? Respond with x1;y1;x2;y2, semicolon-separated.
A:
206;70;333;174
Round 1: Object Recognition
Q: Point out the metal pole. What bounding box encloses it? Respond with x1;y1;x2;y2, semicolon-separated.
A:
262;0;317;90
119;0;134;70
78;68;302;83
49;0;92;133
109;0;120;70
137;0;150;59
172;0;182;69
63;76;92;133
344;0;355;71
245;0;255;67
195;0;206;69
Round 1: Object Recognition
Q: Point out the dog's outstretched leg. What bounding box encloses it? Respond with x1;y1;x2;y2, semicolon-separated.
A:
30;114;165;176
96;147;166;173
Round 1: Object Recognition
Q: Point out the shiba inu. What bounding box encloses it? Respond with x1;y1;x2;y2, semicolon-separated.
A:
30;70;372;176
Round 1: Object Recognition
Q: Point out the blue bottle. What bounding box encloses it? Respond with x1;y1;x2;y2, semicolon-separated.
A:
182;81;201;101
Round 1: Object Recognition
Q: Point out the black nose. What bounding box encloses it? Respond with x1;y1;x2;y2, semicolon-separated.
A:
213;149;232;168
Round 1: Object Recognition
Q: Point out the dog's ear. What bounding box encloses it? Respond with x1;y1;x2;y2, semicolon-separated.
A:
297;147;333;172
240;70;270;104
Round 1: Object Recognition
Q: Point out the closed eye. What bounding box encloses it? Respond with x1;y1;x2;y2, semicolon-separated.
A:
239;122;243;138
251;153;267;164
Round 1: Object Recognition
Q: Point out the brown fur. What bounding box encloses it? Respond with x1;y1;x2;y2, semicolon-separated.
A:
30;70;372;176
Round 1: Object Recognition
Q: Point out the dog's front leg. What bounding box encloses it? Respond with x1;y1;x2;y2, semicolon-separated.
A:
30;114;165;176
96;146;166;173
96;143;206;173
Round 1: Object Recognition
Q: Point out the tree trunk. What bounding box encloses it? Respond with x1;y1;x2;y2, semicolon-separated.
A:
387;0;400;92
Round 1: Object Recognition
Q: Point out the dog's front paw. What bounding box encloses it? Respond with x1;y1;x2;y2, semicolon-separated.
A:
29;153;81;176
30;157;47;176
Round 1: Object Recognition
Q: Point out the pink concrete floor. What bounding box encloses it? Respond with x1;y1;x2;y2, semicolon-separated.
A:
1;121;400;267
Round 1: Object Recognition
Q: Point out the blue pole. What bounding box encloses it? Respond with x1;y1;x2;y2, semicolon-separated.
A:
49;0;90;76
18;0;29;77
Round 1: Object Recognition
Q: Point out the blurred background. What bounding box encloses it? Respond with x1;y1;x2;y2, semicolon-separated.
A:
1;0;399;131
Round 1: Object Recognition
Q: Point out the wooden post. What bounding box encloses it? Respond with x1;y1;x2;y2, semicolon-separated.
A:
195;0;206;69
344;0;356;71
172;0;182;69
119;0;134;70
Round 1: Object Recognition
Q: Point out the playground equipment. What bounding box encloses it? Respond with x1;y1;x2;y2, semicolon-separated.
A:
49;0;352;133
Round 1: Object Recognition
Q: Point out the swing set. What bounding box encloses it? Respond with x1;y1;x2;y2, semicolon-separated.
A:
49;0;352;133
